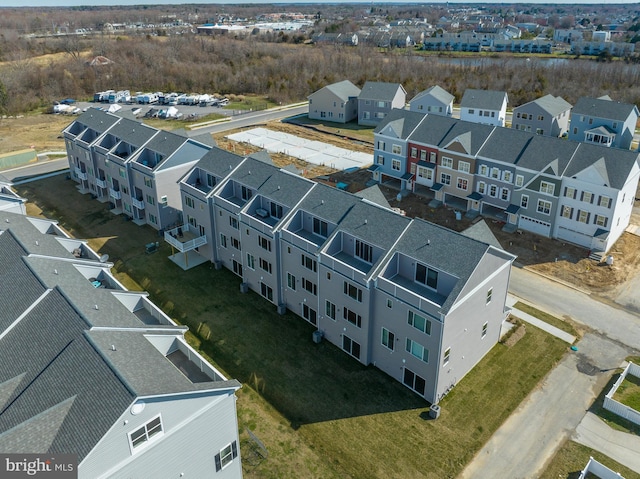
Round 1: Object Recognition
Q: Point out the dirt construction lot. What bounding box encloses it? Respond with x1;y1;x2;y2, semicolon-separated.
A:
2;112;640;298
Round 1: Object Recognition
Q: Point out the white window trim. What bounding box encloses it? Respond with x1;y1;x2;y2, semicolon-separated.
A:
128;415;163;454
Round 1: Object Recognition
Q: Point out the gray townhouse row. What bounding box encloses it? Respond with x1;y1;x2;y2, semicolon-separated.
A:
0;208;242;479
167;147;515;404
63;108;215;232
370;108;640;256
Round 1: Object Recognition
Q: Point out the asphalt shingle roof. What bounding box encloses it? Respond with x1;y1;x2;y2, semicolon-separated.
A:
311;80;361;101
477;127;534;164
410;85;454;105
517;94;572;117
358;81;405;102
572;96;639;122
461;89;508;110
293;183;360;225
564;143;639;190
439;120;495;155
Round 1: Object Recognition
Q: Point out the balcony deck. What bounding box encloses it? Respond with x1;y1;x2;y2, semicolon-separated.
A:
167;349;216;383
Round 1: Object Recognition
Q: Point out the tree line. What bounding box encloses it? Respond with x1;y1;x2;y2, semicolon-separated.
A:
2;33;640;115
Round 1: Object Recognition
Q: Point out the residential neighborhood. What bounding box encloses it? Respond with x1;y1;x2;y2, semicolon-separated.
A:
3;2;640;477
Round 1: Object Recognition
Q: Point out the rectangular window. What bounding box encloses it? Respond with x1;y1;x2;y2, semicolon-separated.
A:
564;187;576;199
486;288;493;304
408;310;432;335
410;147;417;158
229;216;239;229
259;258;272;274
302;277;317;295
430;152;437;162
260;282;273;302
325;301;336;320
377;155;385;165
581;191;593;204
457;178;468;190
377;101;386;108
144;176;153;188
246;253;255;270
392;144;402;155
420;150;427;161
342;335;361;359
468;109;475;114
343;307;362;328
129;416;163;451
501;188;510;201
301;254;317;272
392;159;401;171
381;328;395;351
403;368;426;395
503;171;512;183
441;157;453;169
440;173;451;185
598;196;611;208
537;200;552;215
458;161;470;173
146;194;155;205
537;115;544;121
387;299;393;308
540;181;555;195
521;195;529;209
489;185;497;198
185;196;195;209
119;168;126;179
577;210;589;223
418;167;432;180
303;304;317;325
479;165;488;176
232;259;242;276
406;338;429;363
287;272;296;290
149;214;157;225
377;140;385;150
344;281;363;302
355;239;373;263
477;182;486;194
231;237;241;250
443;347;451;365
313;218;328;237
415;264;438;290
490;168;500;179
594;214;608;227
270;202;283;219
220;234;227;248
258;235;271;252
561;205;573;219
515;175;524;187
482;322;488;338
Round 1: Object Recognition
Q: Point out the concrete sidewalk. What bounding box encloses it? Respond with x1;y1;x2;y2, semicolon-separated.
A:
574;412;640;473
506;295;577;344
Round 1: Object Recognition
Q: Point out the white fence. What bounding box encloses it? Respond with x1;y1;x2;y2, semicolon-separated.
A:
579;457;625;479
603;362;640;426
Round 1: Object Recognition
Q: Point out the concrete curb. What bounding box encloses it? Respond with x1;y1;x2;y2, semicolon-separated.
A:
515;262;592;296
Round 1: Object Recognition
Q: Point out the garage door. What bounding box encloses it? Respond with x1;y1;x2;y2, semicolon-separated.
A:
556;226;591;248
519;215;551;237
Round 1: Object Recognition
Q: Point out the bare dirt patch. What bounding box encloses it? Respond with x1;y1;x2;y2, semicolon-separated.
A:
0;114;69;154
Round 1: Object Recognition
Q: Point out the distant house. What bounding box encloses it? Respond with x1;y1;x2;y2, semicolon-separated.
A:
553;29;584;44
408;85;454;117
358;81;407;126
308;80;361;124
0;174;26;214
512;94;572;137
0;210;242;479
460;89;508;127
568;96;639;150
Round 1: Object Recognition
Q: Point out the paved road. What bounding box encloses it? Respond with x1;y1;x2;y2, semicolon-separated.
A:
459;332;628;479
509;266;640;351
2;157;69;183
459;267;640;478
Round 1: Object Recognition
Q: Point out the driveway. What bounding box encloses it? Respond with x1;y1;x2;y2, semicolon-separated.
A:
459;333;628;479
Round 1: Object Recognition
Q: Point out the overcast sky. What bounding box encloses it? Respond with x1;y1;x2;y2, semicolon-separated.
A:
4;0;637;7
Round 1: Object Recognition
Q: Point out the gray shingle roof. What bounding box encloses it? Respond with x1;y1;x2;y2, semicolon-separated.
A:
103;118;158;149
310;80;361;101
439;120;495;155
374;108;425;136
354;185;391;209
564;143;639;190
196;147;245;179
515;135;578;174
572;96;639;122
293;183;360;225
137;130;187;159
461;89;508;110
69;109;121;134
0;288;135;460
408;114;458;145
517;94;572;117
391;218;493;313
409;85;454;105
358;81;405;102
477;127;534;164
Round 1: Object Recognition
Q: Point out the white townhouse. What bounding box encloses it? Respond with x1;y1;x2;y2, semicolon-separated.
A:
460;89;508;127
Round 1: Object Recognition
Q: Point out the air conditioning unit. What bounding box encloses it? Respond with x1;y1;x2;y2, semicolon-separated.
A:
255;208;269;219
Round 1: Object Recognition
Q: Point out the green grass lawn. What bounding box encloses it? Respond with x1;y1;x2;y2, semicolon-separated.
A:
614;374;640;411
17;175;569;479
514;301;579;337
540;440;640;479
